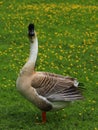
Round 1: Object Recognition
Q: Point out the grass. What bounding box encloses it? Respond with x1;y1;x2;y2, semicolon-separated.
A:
0;0;98;129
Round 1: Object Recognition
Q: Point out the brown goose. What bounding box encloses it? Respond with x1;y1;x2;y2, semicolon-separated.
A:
16;24;83;123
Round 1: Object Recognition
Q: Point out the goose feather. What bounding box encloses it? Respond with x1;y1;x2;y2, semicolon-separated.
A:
31;72;83;103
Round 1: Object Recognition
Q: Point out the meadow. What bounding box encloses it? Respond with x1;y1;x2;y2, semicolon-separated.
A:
0;0;98;129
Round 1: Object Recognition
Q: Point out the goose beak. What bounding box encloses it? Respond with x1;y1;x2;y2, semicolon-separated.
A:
28;31;35;36
28;23;35;37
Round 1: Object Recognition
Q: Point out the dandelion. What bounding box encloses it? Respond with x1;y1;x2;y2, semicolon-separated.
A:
69;44;75;49
86;76;89;81
0;1;3;5
91;108;94;111
92;100;96;104
79;113;82;116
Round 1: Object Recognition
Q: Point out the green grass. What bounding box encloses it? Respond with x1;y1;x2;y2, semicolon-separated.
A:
0;0;98;129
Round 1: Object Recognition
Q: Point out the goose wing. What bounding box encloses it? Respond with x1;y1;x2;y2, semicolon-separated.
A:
31;72;83;102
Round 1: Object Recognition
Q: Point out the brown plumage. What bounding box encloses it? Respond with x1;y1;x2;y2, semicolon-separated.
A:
32;72;83;100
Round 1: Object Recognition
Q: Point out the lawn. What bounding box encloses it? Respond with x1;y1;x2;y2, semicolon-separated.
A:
0;0;98;130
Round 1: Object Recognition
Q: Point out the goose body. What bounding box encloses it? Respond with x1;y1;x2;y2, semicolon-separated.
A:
16;24;83;122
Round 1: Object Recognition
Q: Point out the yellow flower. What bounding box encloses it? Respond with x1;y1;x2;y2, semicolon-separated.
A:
0;2;3;5
79;113;82;116
91;108;94;111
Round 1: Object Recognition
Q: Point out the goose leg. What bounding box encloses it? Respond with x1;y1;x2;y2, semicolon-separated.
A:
42;112;46;123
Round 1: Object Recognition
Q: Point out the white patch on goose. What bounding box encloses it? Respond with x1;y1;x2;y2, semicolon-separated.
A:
74;80;79;87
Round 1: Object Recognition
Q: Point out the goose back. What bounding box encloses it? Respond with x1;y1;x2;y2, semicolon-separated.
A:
31;72;83;102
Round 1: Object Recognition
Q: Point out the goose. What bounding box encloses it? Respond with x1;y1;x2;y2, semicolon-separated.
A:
16;23;84;123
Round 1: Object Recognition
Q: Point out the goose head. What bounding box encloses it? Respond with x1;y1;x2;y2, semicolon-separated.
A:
28;23;36;41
